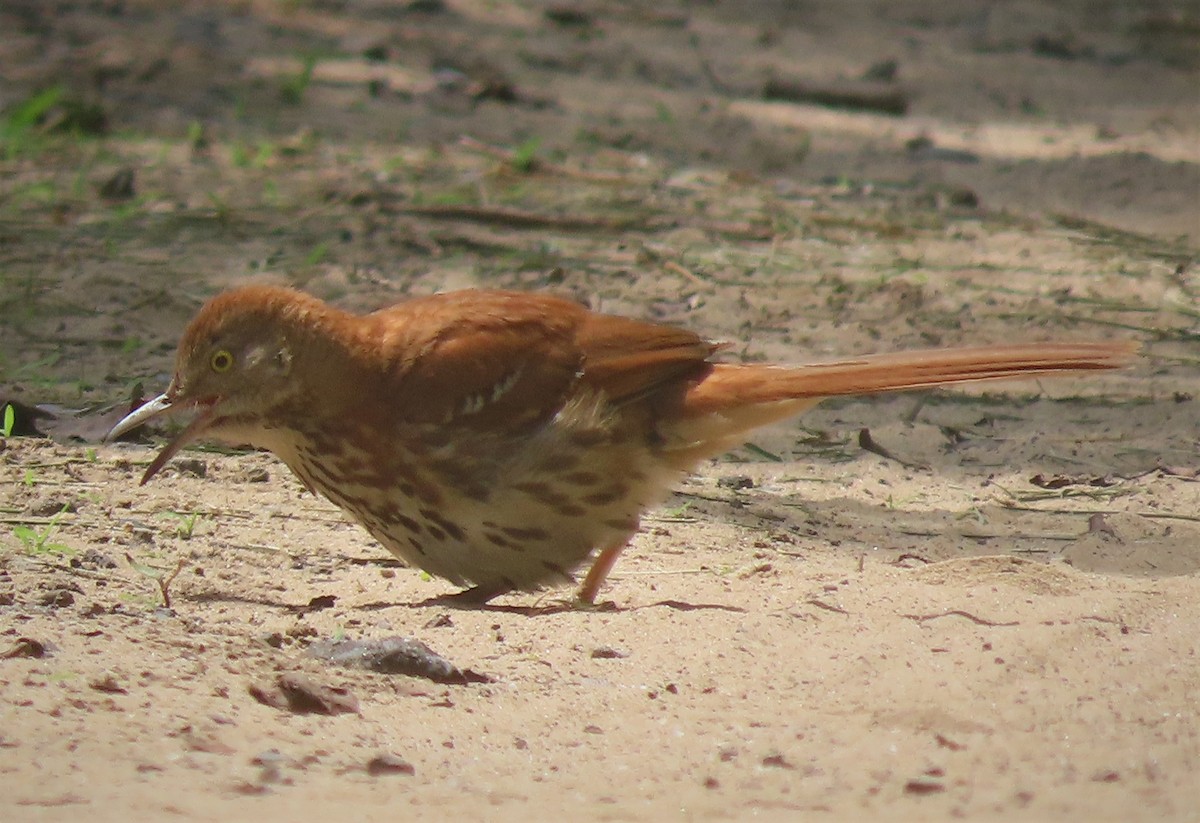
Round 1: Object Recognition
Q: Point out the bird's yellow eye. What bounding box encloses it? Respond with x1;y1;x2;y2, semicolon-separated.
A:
210;349;235;373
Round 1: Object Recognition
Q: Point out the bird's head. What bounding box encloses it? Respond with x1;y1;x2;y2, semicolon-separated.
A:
106;286;336;484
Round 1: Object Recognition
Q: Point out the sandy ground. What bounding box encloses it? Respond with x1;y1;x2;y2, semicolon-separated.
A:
1;1;1199;820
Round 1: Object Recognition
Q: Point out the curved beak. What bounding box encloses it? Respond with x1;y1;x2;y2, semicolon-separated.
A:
106;392;176;442
106;390;222;485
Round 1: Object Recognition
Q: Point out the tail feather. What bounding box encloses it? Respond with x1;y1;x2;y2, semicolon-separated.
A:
663;340;1137;461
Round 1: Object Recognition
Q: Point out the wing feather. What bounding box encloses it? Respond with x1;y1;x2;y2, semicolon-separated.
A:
365;291;717;429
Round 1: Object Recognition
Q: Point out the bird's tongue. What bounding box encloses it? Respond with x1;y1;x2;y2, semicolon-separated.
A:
140;401;222;485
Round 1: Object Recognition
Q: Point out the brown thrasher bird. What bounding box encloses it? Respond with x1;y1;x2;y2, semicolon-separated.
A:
107;286;1136;604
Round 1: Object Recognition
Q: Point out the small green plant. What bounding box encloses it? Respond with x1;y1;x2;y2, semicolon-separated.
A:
659;500;694;520
205;190;232;223
161;510;204;540
510;138;541;173
126;553;186;609
303;241;329;266
230;141;250;167
13;505;72;555
252;140;275;168
9;180;58;206
176;512;201;540
231;139;274;169
0;85;65;159
280;55;318;104
1;403;14;437
186;120;206;150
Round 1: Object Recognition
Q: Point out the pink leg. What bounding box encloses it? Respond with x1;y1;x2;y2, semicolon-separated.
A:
576;538;631;604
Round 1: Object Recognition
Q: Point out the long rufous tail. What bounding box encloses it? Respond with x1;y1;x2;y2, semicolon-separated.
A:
666;340;1138;458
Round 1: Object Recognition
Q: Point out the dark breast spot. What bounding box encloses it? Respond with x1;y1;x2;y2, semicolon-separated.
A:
465;485;492;502
514;481;552;497
513;481;572;509
419;508;466;543
300;457;341;489
484;532;520;550
395;514;423;535
417;482;443;506
581;481;629;505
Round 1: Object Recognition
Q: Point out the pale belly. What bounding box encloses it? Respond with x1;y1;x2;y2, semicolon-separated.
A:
258;411;682;592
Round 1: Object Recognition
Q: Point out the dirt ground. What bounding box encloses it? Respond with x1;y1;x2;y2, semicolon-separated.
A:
1;1;1199;820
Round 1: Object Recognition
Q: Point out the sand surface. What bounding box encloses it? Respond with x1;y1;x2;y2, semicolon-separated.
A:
1;1;1198;820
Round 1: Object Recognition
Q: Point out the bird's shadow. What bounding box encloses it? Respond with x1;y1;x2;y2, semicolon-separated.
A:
184;587;746;617
354;596;748;616
186;586;744;616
